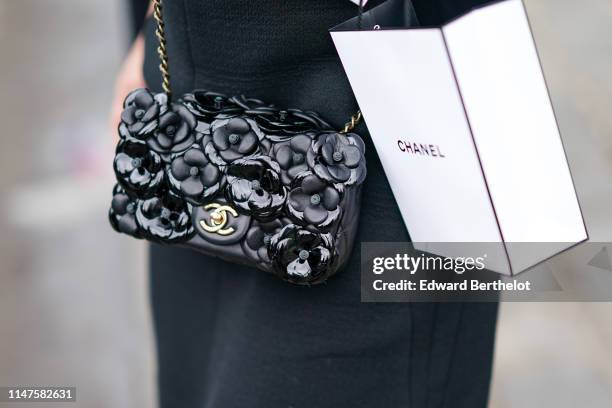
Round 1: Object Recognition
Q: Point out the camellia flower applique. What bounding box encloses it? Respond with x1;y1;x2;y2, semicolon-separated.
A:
307;132;366;186
225;156;287;221
110;89;367;285
167;144;224;205
113;141;165;197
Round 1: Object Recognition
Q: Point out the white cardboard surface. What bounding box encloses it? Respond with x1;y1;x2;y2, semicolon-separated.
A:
331;0;587;274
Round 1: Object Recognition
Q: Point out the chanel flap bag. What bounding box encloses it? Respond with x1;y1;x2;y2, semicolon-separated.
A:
109;0;367;284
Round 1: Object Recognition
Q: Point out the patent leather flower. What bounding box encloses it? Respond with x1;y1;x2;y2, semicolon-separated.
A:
271;133;313;185
147;103;198;156
225;156;287;221
307;132;366;186
108;185;142;237
120;88;166;139
248;106;332;137
268;224;335;285
168;145;223;204
287;172;341;229
136;194;194;242
242;218;289;263
183;91;242;121
114;141;164;197
206;117;265;165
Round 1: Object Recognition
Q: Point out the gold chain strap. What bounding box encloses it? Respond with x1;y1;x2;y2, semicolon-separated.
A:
153;0;172;98
151;0;362;133
341;111;362;134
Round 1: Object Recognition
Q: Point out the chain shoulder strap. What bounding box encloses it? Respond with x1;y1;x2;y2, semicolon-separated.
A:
151;0;362;133
153;0;172;98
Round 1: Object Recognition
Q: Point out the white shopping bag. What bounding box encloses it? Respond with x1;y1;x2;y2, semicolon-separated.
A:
331;0;588;275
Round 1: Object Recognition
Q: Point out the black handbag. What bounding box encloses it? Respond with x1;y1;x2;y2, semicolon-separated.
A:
109;0;367;285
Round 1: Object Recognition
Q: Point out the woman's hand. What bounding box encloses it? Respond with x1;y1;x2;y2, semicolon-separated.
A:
109;34;146;139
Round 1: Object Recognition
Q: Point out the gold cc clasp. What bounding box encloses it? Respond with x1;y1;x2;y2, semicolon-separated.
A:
199;203;238;236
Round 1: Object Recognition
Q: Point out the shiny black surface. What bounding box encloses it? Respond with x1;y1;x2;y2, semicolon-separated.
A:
136;194;194;242
167;142;225;204
241;217;290;264
109;185;142;238
307;132;366;186
225;156;287;221
287;172;342;229
110;88;366;284
114;141;165;197
268;224;335;284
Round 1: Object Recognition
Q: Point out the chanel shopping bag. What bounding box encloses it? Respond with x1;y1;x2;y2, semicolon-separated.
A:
331;0;588;275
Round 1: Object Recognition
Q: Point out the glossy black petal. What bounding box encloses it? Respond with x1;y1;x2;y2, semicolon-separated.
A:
247;106;333;137
241;218;288;263
108;185;142;238
114;141;164;198
136;195;194;242
208;116;265;165
287;172;341;229
271;133;314;185
306;132;367;186
268;224;335;285
167;144;224;205
147;103;198;157
225;156;286;221
119;89;167;140
183;91;243;122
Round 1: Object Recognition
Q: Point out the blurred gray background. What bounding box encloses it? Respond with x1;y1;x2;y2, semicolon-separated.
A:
0;0;611;407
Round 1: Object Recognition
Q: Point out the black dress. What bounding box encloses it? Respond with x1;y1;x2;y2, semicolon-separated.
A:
143;1;498;407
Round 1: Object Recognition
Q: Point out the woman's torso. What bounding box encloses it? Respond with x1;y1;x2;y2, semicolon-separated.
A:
144;3;497;407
